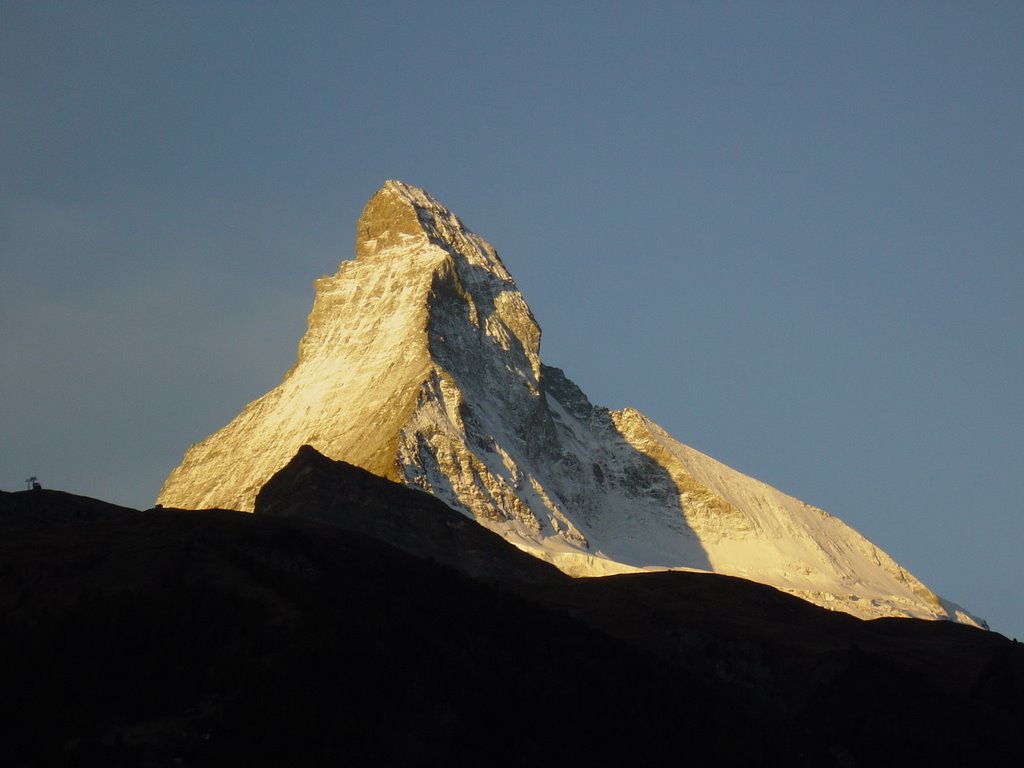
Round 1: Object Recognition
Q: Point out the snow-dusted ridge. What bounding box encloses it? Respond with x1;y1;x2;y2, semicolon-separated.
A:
158;180;985;627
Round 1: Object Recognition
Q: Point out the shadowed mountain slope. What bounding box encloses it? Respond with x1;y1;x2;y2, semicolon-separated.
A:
3;471;1023;766
254;444;564;585
0;488;754;767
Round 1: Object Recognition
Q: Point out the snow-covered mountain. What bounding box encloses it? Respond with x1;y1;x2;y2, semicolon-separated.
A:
158;180;981;625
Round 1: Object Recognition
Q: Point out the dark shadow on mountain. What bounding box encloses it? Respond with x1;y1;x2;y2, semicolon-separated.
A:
539;363;715;569
0;487;767;767
424;247;713;571
2;484;1022;766
254;445;564;586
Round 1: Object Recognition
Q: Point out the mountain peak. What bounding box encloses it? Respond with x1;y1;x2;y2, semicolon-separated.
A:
356;180;515;281
158;182;982;627
354;180;433;261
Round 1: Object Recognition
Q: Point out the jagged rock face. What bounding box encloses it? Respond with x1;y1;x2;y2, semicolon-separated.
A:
158;180;981;626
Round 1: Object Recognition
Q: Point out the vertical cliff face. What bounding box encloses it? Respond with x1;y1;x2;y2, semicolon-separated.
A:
158;180;982;626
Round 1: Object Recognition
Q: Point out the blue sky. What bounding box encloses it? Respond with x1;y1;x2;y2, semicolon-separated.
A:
2;2;1021;638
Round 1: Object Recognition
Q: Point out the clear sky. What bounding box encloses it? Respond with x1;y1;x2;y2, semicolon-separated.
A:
2;2;1021;638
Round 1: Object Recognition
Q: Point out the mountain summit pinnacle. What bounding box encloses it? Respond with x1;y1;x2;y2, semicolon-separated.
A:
159;181;981;626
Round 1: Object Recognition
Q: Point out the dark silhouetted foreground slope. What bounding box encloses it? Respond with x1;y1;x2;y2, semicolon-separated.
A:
2;462;1022;766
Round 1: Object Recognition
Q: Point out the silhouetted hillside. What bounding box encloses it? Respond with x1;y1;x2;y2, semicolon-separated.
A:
1;464;1021;766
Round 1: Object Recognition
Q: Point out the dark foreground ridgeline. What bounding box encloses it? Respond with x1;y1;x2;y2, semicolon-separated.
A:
2;449;1021;767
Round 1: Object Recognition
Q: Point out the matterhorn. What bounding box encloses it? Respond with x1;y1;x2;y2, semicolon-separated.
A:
159;180;979;625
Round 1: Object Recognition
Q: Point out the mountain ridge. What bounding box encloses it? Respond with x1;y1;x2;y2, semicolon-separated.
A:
158;180;981;626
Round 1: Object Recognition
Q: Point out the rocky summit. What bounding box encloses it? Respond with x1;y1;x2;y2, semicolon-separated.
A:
159;180;981;625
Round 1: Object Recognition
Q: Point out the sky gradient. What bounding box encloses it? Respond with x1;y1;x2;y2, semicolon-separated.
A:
2;2;1022;638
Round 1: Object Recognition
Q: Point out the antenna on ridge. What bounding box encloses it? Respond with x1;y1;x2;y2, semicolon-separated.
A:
25;476;41;491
